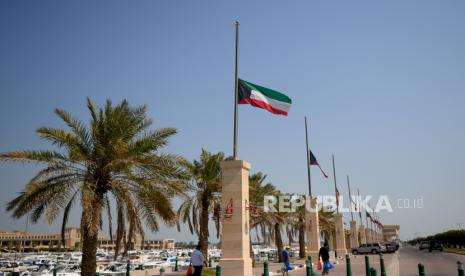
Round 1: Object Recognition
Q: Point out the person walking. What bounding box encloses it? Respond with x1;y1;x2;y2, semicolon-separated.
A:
191;245;207;276
282;247;294;271
319;242;331;275
282;247;290;269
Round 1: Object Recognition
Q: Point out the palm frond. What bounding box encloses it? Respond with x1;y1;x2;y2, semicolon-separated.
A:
61;189;80;245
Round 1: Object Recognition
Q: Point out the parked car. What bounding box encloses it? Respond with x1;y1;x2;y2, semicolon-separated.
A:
391;241;400;250
419;241;430;250
384;243;397;253
352;243;387;254
429;240;443;252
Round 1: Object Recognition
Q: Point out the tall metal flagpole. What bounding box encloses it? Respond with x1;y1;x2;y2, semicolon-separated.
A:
233;21;240;160
369;203;374;237
357;188;363;226
364;201;369;230
347;175;354;222
305;117;312;197
332;154;338;213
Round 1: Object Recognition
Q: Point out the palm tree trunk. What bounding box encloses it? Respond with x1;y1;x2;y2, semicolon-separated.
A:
298;219;306;259
80;211;100;276
274;223;283;263
81;196;102;276
198;195;210;258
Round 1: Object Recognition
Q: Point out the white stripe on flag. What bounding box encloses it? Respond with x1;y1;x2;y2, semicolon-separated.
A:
250;90;291;112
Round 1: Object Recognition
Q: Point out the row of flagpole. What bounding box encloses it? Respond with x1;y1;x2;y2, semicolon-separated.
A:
305;117;384;241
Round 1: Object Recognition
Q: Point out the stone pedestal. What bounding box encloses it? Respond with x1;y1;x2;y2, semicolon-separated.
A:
349;221;359;248
358;225;366;244
334;213;347;257
220;160;253;276
305;197;320;261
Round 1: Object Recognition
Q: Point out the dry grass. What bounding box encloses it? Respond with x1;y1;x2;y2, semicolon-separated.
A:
201;268;217;276
445;247;465;255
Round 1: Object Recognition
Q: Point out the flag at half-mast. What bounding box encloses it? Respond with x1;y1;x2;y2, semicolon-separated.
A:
309;151;329;178
238;79;292;116
366;211;373;222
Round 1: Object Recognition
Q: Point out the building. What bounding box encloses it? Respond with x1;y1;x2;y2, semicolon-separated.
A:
0;228;175;252
0;229;63;251
382;225;400;241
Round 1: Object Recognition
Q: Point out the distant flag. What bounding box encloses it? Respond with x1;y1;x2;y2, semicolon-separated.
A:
366;211;372;221
238;79;292;116
309;151;329;178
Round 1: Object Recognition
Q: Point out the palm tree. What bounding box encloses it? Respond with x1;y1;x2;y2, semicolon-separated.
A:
318;207;336;245
288;203;306;259
248;172;269;259
286;199;336;259
178;149;224;258
0;98;188;276
274;220;285;262
249;172;275;245
319;207;336;231
248;173;286;262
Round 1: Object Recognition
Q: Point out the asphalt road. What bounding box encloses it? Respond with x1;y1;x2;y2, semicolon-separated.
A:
398;245;465;276
278;245;465;276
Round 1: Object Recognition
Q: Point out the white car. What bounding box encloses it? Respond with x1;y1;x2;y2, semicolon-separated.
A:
352;243;386;254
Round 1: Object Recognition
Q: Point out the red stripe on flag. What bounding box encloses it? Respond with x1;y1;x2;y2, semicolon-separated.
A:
239;98;288;116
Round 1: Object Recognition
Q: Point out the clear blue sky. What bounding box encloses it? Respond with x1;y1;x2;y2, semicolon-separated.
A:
1;0;464;241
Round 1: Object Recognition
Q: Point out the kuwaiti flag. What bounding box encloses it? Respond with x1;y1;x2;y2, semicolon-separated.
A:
238;79;292;116
309;150;329;178
366;211;373;221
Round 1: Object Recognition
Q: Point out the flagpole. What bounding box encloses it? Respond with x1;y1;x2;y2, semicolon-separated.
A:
365;212;369;230
332;154;338;213
373;207;377;238
347;175;354;222
357;188;363;226
233;21;240;160
369;203;374;240
305;117;312;197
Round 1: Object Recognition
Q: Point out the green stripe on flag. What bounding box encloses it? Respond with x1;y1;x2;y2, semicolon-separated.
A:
242;80;292;104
